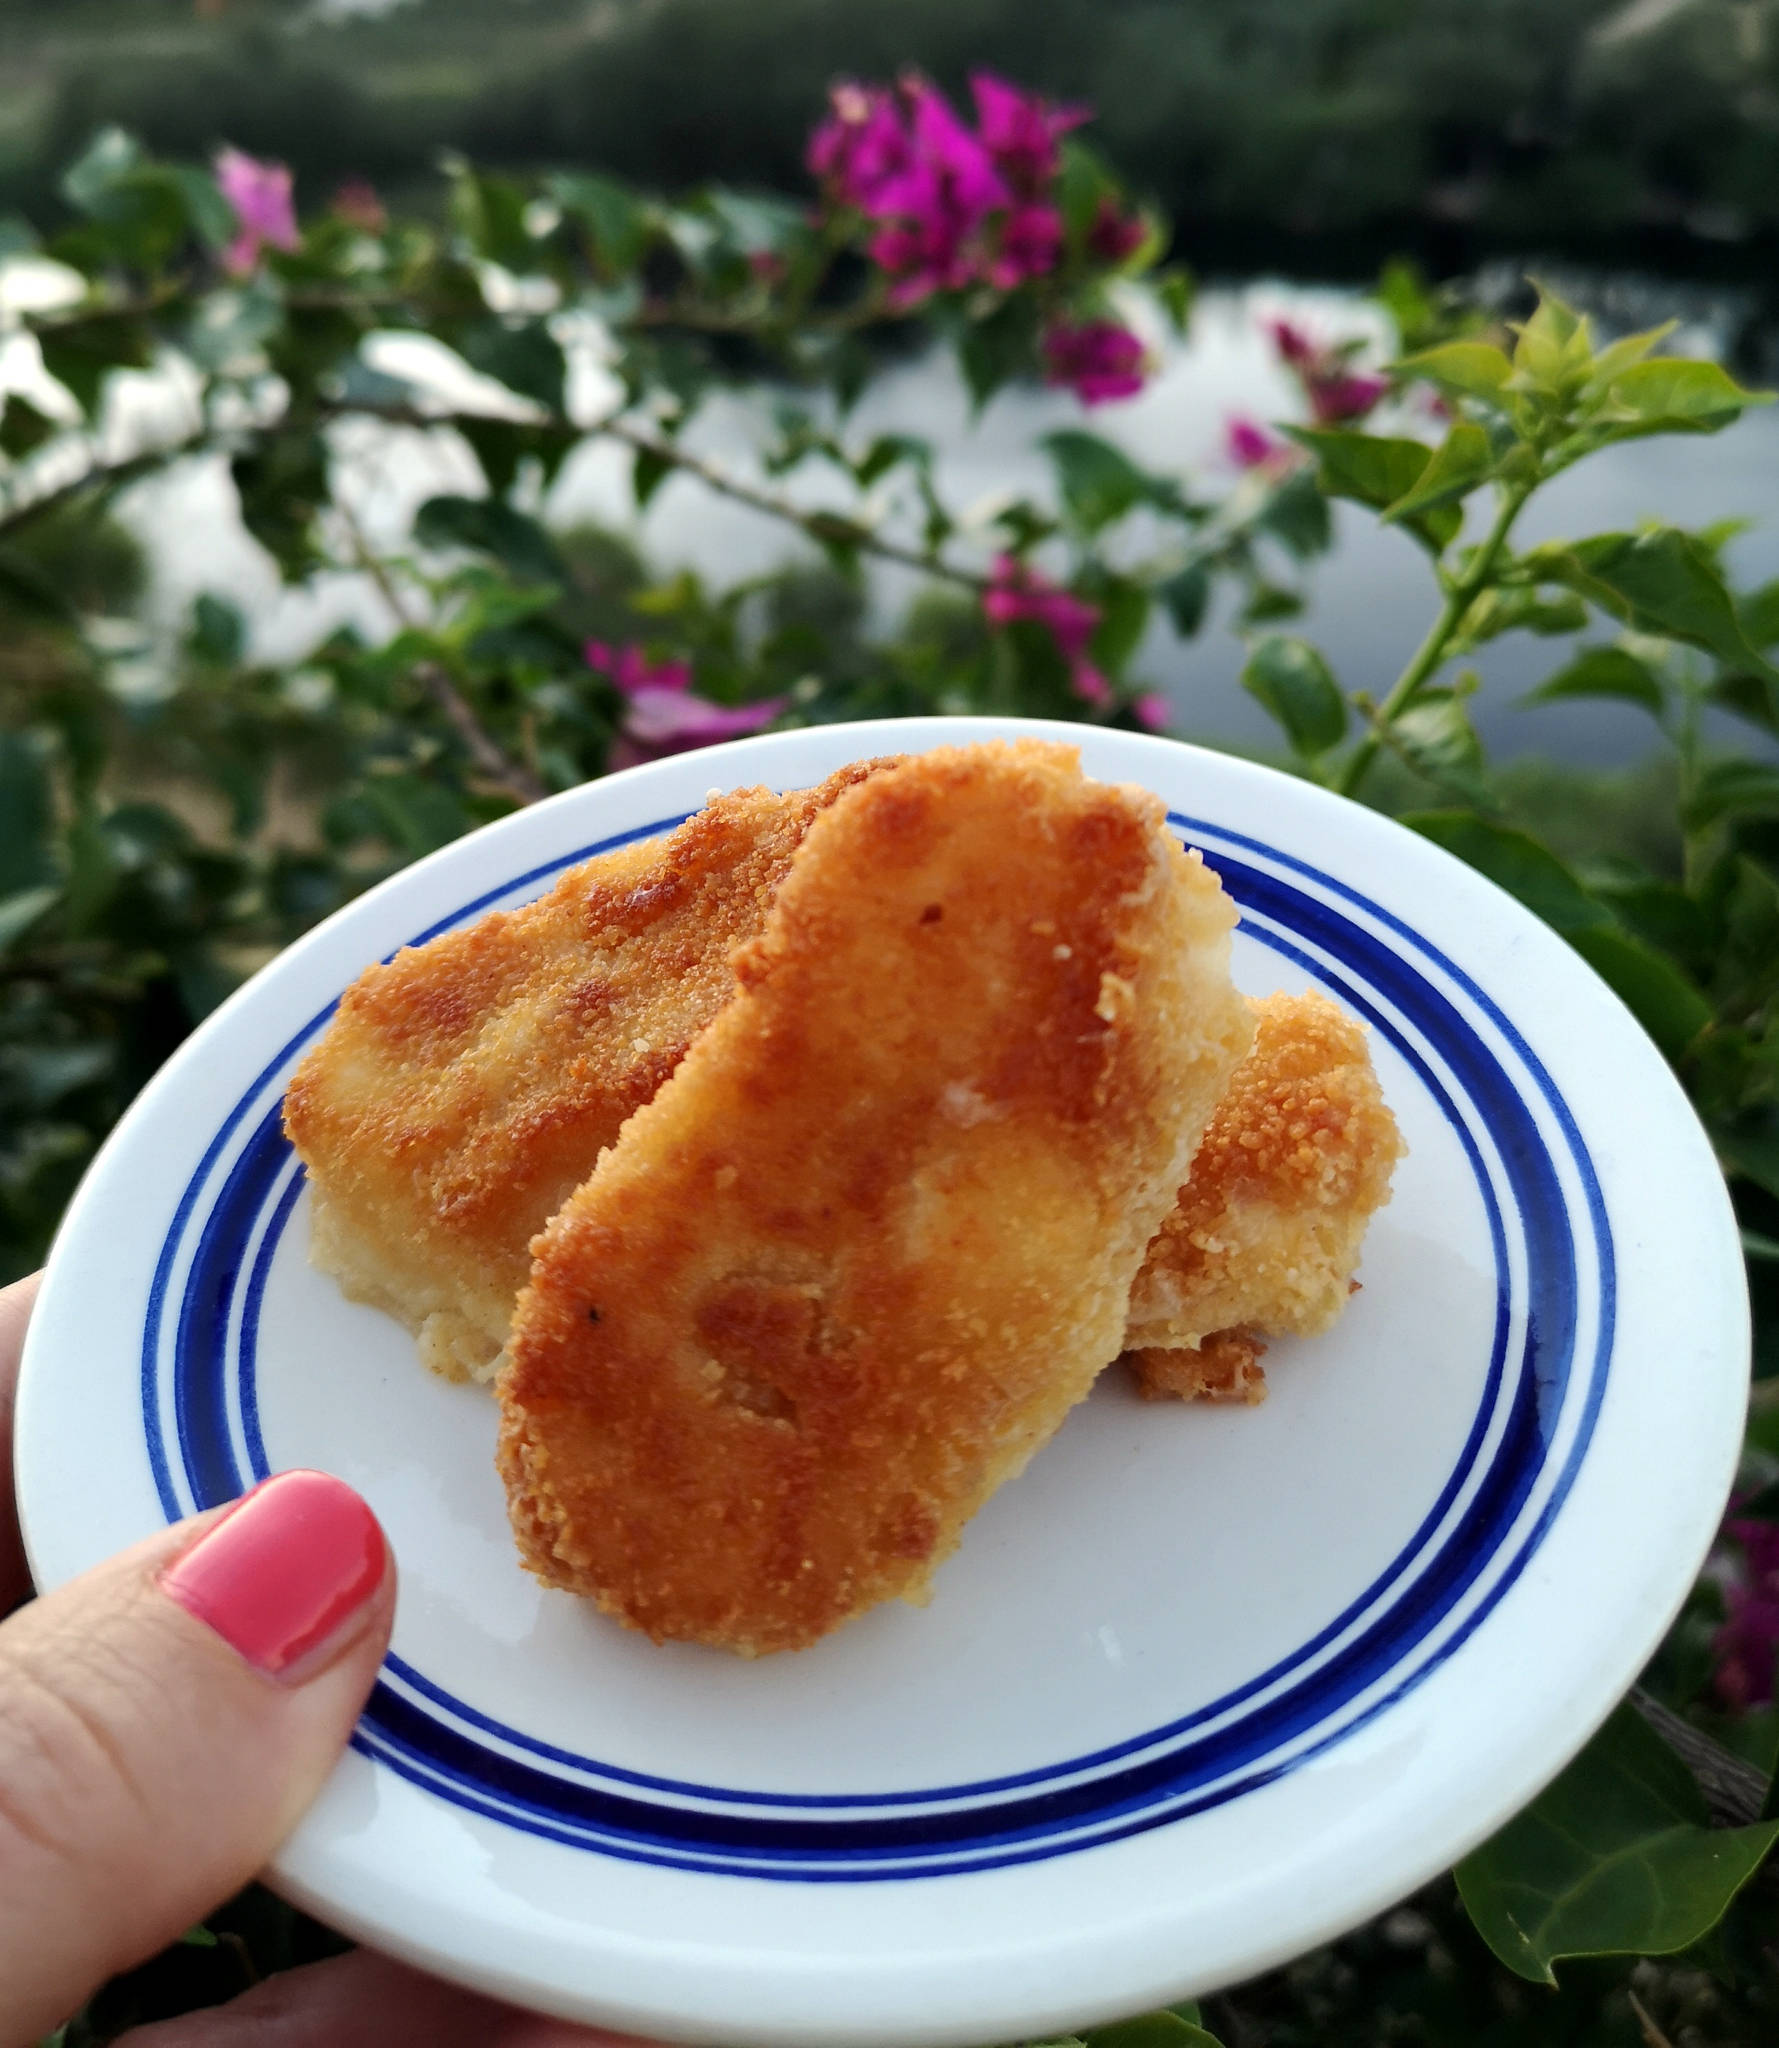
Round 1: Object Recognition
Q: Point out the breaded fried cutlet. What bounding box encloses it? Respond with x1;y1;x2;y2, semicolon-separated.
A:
497;741;1253;1654
1124;990;1403;1403
283;761;895;1381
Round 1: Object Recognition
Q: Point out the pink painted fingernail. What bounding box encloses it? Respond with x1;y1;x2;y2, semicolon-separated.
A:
158;1470;388;1681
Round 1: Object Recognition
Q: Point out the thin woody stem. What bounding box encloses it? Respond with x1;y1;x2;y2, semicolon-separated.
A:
335;499;550;808
1333;480;1531;801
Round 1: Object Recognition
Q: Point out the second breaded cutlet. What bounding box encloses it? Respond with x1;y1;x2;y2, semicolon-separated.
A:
497;741;1254;1654
1125;990;1403;1403
283;761;895;1380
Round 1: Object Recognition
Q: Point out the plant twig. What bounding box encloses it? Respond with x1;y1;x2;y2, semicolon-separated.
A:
336;498;549;808
596;415;990;590
1334;480;1532;801
1632;1687;1769;1829
316;395;990;590
0;434;212;537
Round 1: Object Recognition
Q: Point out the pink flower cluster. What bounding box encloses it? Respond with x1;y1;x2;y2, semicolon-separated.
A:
214;148;300;277
810;72;1082;302
586;642;786;771
1267;316;1389;426
1715;1516;1779;1711
981;558;1167;729
1043;321;1147;406
807;72;1150;405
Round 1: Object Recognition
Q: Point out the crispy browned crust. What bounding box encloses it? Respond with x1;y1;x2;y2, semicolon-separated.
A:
283;760;896;1379
1129;1331;1268;1403
1123;989;1403;1397
497;740;1252;1655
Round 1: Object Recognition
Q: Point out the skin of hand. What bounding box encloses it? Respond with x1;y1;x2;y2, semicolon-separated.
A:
0;1274;644;2048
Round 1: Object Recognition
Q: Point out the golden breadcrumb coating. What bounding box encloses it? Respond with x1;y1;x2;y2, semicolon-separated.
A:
1123;990;1403;1400
283;762;894;1380
497;741;1252;1655
1129;1329;1269;1404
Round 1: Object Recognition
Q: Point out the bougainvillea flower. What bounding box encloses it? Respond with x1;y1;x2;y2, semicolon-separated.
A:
1266;315;1318;367
1714;1518;1779;1711
1087;198;1148;265
1225;414;1291;470
871;84;1008;300
1042;319;1148;405
215;148;300;276
1264;314;1389;426
1306;368;1390;425
902;79;1010;219
1133;693;1171;732
970;72;1089;193
987;202;1064;289
982;556;1109;706
586;641;785;769
331;179;386;235
806;82;910;210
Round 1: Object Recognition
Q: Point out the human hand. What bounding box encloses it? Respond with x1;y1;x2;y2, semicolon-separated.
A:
0;1273;645;2047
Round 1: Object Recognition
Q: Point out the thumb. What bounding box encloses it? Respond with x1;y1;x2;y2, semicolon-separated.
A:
0;1470;395;2047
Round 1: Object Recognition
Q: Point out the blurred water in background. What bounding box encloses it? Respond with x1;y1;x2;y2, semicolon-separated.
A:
20;275;1779;766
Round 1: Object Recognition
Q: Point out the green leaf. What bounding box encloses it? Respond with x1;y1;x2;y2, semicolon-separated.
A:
1055;137;1118;245
1241;635;1346;756
0;885;61;957
1084;2014;1224;2048
0;732;59;898
1154;268;1194;335
60;127;142;214
1393;340;1513;402
1684;761;1779;834
632;446;674;510
1402;814;1614;936
231;430;330;580
1720;1114;1779;1199
1534;529;1779;681
957;298;1039;414
1567;927;1714;1058
188;593;246;666
1160;563;1209;638
39;314;153;421
457;320;566;415
1456;1703;1779;1985
552;172;649;275
1044;431;1177;533
0;545;78;627
1382;421;1493;525
1521;645;1667;717
1382;687;1492;805
1740;577;1779;649
1087;578;1151;676
1509;288;1590;397
1239;582;1302;625
0;394;58;462
1744;1228;1779;1263
1256;468;1331;559
1286;429;1460;553
1602;357;1767;438
1709;668;1779;735
1458;586;1588;644
413;495;563;587
854;433;927;490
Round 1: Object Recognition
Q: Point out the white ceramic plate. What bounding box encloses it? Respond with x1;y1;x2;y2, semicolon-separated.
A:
15;717;1748;2046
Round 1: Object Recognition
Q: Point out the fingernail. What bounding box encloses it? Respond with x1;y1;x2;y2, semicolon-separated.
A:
158;1470;388;1682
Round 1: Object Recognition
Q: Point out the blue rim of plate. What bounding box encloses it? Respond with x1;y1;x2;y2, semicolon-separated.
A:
139;805;1613;1882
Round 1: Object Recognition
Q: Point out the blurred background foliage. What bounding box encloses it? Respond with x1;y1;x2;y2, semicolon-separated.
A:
9;0;1779;295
